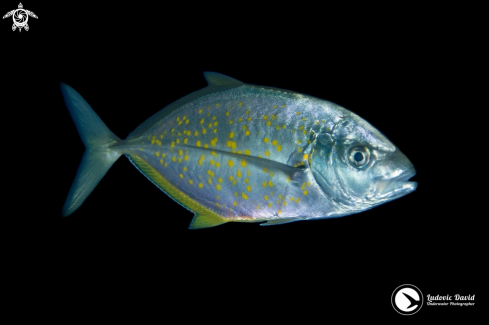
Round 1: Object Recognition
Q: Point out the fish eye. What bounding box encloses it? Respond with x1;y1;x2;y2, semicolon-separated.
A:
348;146;370;168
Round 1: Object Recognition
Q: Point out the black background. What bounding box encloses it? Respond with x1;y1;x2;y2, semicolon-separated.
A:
2;1;481;321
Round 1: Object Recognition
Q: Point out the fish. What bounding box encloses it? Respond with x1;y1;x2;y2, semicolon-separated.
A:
60;72;417;229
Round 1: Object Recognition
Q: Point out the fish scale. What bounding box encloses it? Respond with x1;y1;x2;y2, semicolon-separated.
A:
60;72;417;228
125;86;333;223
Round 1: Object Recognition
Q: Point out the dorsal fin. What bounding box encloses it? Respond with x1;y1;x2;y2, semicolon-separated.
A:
126;72;245;140
203;72;244;87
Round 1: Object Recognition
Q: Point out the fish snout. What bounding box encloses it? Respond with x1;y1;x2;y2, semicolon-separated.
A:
374;149;417;199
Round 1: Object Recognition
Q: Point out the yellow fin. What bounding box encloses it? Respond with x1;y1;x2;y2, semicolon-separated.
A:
127;154;228;229
189;213;227;229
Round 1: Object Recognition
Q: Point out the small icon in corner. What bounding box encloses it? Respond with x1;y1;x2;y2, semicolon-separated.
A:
3;3;38;32
391;284;423;315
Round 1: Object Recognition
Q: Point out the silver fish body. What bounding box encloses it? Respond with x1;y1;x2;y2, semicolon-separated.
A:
60;72;417;228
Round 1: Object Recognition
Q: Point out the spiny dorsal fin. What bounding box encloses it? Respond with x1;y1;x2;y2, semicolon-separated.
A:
203;72;244;87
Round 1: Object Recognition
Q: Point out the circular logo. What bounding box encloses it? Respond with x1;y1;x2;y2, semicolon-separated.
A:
391;284;423;315
13;9;28;27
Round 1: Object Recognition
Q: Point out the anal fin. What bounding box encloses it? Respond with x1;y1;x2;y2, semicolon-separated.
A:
189;213;228;229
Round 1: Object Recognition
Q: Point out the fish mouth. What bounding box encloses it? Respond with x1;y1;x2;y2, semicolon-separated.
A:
375;169;418;200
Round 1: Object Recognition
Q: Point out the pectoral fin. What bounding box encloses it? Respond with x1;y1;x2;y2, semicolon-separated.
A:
260;218;303;226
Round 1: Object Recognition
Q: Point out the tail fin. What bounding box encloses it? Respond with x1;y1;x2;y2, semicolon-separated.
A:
60;83;122;216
